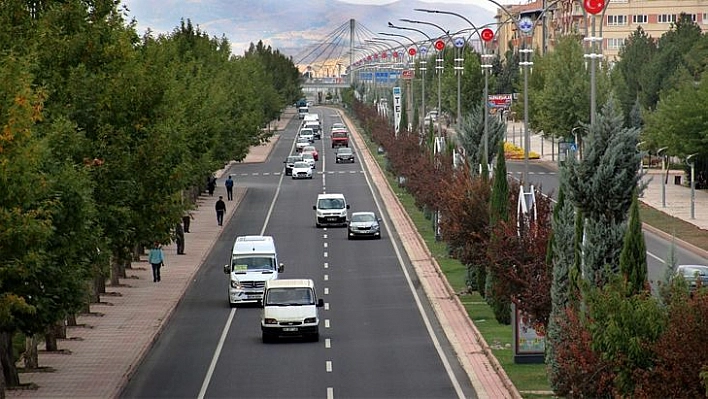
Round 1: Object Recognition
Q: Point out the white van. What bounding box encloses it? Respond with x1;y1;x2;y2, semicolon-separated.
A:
313;193;349;227
223;236;284;306
261;279;324;342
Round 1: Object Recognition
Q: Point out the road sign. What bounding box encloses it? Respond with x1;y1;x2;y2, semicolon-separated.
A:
518;17;533;34
402;69;414;79
488;94;513;108
408;47;417;56
481;28;494;42
434;39;445;51
453;37;465;48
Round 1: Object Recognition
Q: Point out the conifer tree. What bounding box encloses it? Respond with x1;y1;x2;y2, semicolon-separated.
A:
546;186;576;391
619;189;648;295
562;97;643;288
486;140;511;324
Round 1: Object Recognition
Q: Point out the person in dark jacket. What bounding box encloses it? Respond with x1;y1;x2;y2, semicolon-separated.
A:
225;175;234;200
207;175;216;196
215;196;226;226
175;223;185;255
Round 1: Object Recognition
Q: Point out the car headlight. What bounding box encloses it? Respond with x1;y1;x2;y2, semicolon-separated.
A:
231;280;242;289
304;317;317;324
372;224;380;230
263;318;278;325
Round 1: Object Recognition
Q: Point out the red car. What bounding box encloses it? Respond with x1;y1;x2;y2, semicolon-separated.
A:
302;146;319;161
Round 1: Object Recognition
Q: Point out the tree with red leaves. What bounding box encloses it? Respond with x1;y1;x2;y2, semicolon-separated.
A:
487;181;555;328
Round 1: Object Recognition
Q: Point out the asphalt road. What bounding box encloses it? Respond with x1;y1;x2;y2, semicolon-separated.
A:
506;161;707;290
120;108;477;399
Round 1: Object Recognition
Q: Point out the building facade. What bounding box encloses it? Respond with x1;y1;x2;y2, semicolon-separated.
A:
493;0;708;62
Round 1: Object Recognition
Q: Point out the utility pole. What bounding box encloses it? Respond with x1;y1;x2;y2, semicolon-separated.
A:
350;19;355;86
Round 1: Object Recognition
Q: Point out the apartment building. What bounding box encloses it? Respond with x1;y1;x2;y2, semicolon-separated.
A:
493;0;708;62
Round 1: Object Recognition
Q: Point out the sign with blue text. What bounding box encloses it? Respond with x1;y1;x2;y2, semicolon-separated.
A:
393;87;402;135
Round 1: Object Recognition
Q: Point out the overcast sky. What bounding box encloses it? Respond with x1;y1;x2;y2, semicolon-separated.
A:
338;0;508;13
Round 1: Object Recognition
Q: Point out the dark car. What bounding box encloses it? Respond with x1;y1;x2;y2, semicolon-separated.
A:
335;147;355;163
347;211;382;239
284;154;303;176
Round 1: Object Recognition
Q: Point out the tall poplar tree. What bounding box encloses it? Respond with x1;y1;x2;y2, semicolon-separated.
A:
619;190;648;295
486;141;511;324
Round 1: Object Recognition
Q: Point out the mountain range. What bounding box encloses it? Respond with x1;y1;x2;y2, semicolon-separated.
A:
123;0;496;61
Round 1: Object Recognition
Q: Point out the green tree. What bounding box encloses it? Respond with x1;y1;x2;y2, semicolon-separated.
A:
618;190;648;295
640;14;704;110
562;97;642;287
0;54;47;388
643;70;708;158
546;186;576;392
457;104;506;173
486;141;511;324
612;27;656;124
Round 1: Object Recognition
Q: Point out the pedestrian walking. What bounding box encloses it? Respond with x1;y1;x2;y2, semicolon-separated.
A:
207;175;217;196
175;223;185;255
182;210;194;233
148;242;165;282
225;175;234;201
215;196;226;226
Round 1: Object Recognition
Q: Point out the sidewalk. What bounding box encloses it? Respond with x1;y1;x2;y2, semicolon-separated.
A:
7;109;294;398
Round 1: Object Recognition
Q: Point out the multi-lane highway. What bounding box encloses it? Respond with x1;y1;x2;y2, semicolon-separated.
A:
506;161;708;288
120;108;477;398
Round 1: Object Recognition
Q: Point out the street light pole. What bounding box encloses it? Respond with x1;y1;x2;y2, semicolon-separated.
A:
658;147;668;208
687;153;697;219
389;22;433;134
400;19;454;139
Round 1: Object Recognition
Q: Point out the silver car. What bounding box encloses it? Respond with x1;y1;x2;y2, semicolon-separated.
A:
347;211;382;239
675;264;708;294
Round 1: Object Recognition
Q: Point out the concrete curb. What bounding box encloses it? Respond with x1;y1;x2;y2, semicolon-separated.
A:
641;222;708;260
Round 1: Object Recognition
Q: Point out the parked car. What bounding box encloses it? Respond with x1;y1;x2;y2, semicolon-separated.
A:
675;264;708;294
283;154;303;176
302;146;319;161
291;161;313;179
335;147;355;163
347;211;382;239
301;152;316;169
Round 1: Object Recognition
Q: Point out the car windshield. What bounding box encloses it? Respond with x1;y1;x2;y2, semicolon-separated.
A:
231;256;275;272
300;129;313;135
265;288;314;306
681;266;708;277
302;153;314;160
337;148;352;155
293;161;310;168
303;146;316;152
287;156;301;162
332;123;345;129
318;198;345;209
352;213;376;222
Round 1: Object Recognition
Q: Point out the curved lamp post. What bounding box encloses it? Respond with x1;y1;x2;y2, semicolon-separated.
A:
400;18;453;140
416;8;504;175
389;22;433;133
